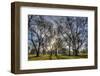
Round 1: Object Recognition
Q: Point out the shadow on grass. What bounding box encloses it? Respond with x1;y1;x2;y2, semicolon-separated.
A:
28;54;88;61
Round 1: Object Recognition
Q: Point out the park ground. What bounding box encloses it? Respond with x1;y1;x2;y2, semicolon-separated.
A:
28;54;88;61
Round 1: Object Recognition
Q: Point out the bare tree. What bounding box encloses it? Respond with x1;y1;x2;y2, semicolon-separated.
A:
28;15;54;56
62;17;88;56
53;16;88;56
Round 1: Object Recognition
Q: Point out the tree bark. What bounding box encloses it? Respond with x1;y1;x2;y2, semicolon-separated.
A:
36;43;41;57
36;51;40;57
55;49;58;56
68;45;70;56
75;49;78;56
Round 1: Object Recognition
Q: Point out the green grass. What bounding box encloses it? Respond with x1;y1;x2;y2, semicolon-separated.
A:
28;54;88;61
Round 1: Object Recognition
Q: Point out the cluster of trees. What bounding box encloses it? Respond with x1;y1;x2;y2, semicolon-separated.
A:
28;15;88;57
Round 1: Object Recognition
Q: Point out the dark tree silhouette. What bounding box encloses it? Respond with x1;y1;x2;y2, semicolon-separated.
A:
28;15;53;56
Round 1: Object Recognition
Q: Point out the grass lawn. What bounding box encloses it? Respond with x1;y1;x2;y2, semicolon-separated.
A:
28;54;88;61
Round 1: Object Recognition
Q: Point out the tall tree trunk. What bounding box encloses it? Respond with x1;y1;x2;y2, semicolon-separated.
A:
68;45;70;56
73;49;78;56
49;51;53;59
55;49;58;56
36;50;40;57
36;42;41;57
42;43;46;55
73;49;75;56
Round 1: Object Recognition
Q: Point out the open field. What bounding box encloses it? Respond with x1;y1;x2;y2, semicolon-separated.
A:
28;54;88;61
